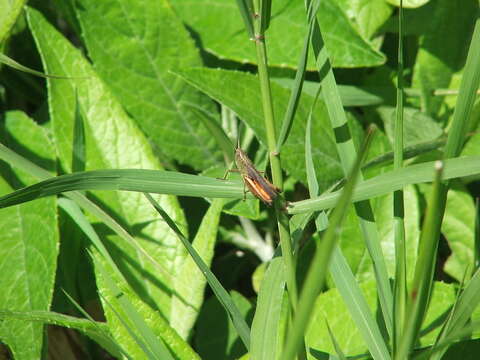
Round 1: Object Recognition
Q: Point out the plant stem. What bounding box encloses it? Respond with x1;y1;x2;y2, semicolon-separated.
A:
393;1;407;355
252;1;302;356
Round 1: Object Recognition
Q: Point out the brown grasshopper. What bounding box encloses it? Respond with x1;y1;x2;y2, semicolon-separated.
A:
225;144;280;206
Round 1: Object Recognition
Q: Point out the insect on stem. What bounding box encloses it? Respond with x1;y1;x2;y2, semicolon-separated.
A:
225;145;280;206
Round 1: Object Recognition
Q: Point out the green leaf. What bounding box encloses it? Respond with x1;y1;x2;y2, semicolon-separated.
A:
305;281;455;355
337;0;394;40
378;106;444;147
27;7;187;319
170;199;225;339
60;198;199;360
195;291;252;360
75;0;221;170
0;111;58;359
250;257;285;360
345;185;420;282
172;0;385;68
442;185;475;282
174;67;348;190
412;0;478;115
145;195;251;351
93;252;177;359
0;0;26;43
0;310;120;358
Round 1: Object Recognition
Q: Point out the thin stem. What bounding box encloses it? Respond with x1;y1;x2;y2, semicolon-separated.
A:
393;0;407;355
252;0;303;357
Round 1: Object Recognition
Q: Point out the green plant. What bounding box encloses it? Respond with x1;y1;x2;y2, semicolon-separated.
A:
0;0;479;359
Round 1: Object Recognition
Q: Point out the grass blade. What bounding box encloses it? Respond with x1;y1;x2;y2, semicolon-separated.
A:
275;0;320;152
144;193;251;351
0;168;244;209
288;156;480;214
250;256;285;360
235;0;254;38
396;161;444;359
305;0;393;335
281;131;377;360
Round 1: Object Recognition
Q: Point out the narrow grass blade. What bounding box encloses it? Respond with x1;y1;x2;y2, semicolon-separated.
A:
72;93;86;173
443;15;480;160
144;193;251;351
329;248;391;360
0;168;245;209
397;161;444;359
398;16;480;358
0;309;120;357
276;0;320;152
235;0;254;38
190;106;234;164
306;102;390;360
326;320;347;360
250;256;285;360
94;256;174;360
430;268;480;359
62;291;130;359
288;156;480;214
259;0;272;33
281;131;377;360
305;0;393;335
0;53;81;79
305;84;322;197
363;138;446;171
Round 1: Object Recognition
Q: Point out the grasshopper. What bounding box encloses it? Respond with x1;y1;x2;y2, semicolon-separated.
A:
225;143;281;206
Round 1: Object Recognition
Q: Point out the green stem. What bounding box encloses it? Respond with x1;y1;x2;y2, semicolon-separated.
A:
393;1;407;355
252;1;302;357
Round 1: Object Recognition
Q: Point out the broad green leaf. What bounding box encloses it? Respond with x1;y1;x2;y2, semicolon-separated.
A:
378;106;443;147
412;0;478;115
0;0;26;43
306;281;455;355
442;185;475;281
336;0;393;40
174;67;353;190
75;0;221;170
172;0;385;68
27;7;186;321
0;310;120;358
170;199;225;339
194;291;252;360
340;185;420;282
93;250;197;359
60;197;199;359
146;195;250;350
0;111;58;359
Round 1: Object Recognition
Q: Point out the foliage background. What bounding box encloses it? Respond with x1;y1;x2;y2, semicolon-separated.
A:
0;0;479;359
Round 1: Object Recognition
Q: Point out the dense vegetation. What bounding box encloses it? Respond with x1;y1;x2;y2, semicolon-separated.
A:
0;0;479;359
